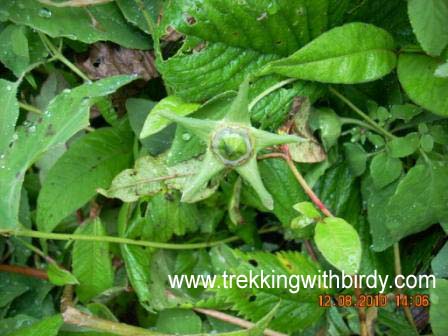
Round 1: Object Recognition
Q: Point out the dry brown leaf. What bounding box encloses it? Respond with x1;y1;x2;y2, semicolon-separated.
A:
76;43;158;81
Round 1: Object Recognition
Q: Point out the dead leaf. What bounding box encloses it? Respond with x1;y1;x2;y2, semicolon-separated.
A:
76;43;158;81
285;97;327;163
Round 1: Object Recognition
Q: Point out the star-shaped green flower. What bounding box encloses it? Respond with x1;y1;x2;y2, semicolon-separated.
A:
158;80;304;210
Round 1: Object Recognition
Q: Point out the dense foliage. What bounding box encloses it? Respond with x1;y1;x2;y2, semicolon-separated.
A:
0;0;447;335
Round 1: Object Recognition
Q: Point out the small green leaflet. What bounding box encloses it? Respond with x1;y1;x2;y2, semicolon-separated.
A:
408;0;448;56
370;152;402;188
315;217;362;275
430;279;448;336
72;218;114;303
0;79;19;154
398;54;448;116
386;133;420;158
0;0;149;49
0;75;135;229
343;143;367;177
259;23;397;84
36;126;134;232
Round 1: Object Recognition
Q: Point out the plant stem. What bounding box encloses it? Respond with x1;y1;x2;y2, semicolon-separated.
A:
14;237;56;264
248;78;298;112
393;243;418;333
0;227;278;250
19;102;43;115
329;87;394;140
340;117;379;133
0;264;48;280
39;32;90;82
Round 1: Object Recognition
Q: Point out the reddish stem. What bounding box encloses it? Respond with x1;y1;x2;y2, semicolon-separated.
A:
0;264;48;280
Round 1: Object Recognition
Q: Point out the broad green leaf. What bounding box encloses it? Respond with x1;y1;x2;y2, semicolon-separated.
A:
0;315;36;335
0;75;135;229
156;1;327;103
386;133;420;158
0;79;19;154
143;192;200;242
8;315;62;336
72;219;114;302
140;96;200;139
343;143;367;176
0;273;29;308
430;279;448;336
36;127;133;232
0;1;149;49
259;23;397;83
432;243;448;278
315;217;362;274
47;264;79;286
408;0;448;56
99;156;217;203
156;309;202;334
367;161;448;251
370;152;402;188
121;245;152;311
398;54;448;116
210;246;324;333
310;107;341;150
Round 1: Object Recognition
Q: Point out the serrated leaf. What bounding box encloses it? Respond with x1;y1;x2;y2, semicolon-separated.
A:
315;217;362;274
430;279;448;336
37;127;133;232
72;218;113;302
0;79;19;154
0;75;135;229
156;309;202;334
140;96;200;139
1;1;149;49
398;53;448;116
210;246;324;333
7;315;62;336
47;263;79;286
408;0;448;56
260;23;397;83
370;152;402;188
386;133;420;158
121;245;152;311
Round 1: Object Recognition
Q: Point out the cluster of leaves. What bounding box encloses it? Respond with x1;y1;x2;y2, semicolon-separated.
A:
0;0;447;335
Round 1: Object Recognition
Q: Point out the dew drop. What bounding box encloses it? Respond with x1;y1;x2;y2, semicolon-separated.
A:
182;133;192;141
38;8;52;18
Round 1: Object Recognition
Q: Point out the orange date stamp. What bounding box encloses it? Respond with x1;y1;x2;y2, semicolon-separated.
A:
318;294;430;308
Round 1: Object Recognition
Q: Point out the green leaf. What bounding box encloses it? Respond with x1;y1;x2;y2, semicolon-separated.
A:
210;246;324;333
408;0;448;56
435;62;448;78
0;75;135;229
116;0;162;34
310;107;342;150
47;263;79;286
343;143;367;176
36;127;133;232
7;315;62;336
398;53;448;116
72;218;114;302
293;202;321;219
156;1;329;102
143;192;200;242
140;96;200;139
0;273;29;308
259;23;397;83
432;243;448;278
156;309;202;334
315;217;362;274
0;79;19;154
386;133;420;158
121;245;152;311
1;1;149;49
430;279;448;336
370;152;402;188
366;161;448;251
